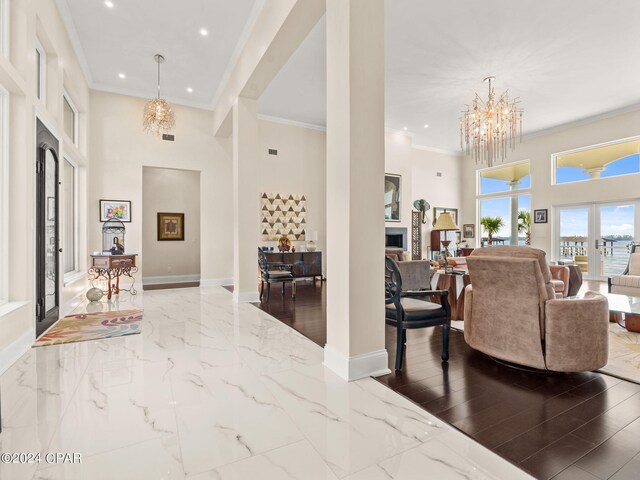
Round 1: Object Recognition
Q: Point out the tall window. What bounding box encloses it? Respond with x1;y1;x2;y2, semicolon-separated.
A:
63;158;78;276
63;93;77;145
477;161;531;246
553;137;640;185
36;39;46;102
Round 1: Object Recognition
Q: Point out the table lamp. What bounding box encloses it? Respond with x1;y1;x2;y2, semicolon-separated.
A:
433;211;459;271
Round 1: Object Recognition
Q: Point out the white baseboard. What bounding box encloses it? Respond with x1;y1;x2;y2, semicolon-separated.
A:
0;328;34;375
143;274;201;285
200;278;233;287
233;291;260;303
323;345;391;381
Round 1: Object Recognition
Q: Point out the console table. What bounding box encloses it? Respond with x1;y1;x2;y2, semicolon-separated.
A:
264;251;323;281
89;254;138;300
431;270;470;321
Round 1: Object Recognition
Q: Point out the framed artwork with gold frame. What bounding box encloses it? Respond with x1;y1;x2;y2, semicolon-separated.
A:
157;212;184;241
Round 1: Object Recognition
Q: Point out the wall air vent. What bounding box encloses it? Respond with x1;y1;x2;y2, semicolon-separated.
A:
162;134;175;141
268;149;278;155
436;172;443;177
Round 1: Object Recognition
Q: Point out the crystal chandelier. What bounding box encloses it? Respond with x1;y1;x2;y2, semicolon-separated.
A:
460;76;523;166
143;54;175;135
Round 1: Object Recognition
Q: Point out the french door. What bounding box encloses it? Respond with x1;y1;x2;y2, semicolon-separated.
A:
35;119;60;336
556;201;639;280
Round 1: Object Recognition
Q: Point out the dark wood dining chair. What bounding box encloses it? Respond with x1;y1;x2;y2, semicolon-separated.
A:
385;257;451;370
258;248;296;302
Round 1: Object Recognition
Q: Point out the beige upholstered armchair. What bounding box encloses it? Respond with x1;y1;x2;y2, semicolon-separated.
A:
609;244;640;296
463;246;609;372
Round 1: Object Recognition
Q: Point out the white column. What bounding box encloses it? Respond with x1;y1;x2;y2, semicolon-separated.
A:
508;180;521;246
324;0;389;381
232;97;260;302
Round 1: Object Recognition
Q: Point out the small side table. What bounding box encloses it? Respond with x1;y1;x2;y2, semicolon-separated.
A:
89;254;138;300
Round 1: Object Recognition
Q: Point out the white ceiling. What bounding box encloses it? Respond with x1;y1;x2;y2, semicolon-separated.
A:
57;0;259;108
260;0;640;152
60;0;640;152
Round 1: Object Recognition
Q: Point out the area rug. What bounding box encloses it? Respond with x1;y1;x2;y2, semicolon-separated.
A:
450;319;640;384
599;322;640;384
34;309;143;347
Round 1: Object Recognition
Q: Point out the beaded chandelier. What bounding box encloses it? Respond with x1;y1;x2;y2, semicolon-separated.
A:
143;54;175;135
460;76;523;167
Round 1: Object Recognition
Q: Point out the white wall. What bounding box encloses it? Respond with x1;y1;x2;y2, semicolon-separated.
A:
1;0;91;372
461;109;640;256
412;147;463;258
142;167;201;283
89;90;233;285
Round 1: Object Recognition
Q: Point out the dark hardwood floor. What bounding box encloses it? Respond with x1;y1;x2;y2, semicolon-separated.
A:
243;280;640;480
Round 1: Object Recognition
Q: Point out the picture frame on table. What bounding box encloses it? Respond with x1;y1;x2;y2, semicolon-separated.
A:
100;199;132;222
534;209;548;224
384;174;402;221
157;212;185;241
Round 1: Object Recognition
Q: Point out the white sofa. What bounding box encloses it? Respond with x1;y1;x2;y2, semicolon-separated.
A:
609;245;640;296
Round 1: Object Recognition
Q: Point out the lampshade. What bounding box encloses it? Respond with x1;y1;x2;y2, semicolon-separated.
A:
433;211;459;231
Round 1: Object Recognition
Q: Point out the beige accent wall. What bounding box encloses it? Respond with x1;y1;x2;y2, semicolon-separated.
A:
461;109;640;256
142;167;201;282
89;90;233;284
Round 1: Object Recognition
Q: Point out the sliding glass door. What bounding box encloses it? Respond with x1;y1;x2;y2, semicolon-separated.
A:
556;201;638;280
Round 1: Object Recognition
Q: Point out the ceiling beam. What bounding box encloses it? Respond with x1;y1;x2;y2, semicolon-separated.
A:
212;0;326;137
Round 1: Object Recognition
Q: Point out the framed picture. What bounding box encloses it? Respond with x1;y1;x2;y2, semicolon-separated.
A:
534;209;548;224
100;199;131;222
384;174;401;222
157;212;184;241
432;207;458;227
463;223;475;238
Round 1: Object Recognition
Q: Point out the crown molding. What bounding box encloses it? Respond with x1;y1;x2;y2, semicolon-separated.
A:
523;102;640;141
412;143;464;157
90;83;215;111
54;0;94;86
257;114;326;131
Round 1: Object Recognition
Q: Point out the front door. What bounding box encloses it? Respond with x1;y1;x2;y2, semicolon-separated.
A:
35;119;60;336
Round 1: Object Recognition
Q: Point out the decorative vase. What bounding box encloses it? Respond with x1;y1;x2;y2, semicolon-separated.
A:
306;241;317;252
278;235;291;252
86;287;103;302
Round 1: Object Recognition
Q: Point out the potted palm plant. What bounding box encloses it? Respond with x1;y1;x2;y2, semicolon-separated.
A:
518;210;531;245
480;216;504;245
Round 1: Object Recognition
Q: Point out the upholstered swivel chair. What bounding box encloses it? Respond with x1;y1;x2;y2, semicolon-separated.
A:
385;258;451;370
257;248;296;302
609;244;640;296
464;246;609;372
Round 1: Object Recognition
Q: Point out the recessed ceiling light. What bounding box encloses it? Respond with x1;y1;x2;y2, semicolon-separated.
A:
424;124;429;128
187;87;193;93
118;73;126;79
403;127;408;131
104;1;114;8
200;28;208;36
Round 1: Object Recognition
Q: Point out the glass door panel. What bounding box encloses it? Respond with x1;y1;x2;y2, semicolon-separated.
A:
597;204;636;278
558;207;591;276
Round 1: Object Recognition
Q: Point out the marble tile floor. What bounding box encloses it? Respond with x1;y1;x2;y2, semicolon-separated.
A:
0;287;533;480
